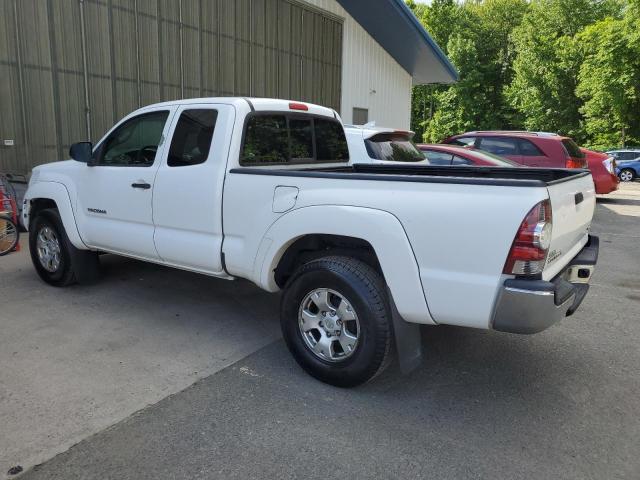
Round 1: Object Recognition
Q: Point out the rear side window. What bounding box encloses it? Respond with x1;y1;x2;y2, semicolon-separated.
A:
242;115;288;164
365;133;424;162
422;150;452;165
289;118;313;160
241;114;348;165
168;109;218;167
518;139;544;156
561;139;585;158
479;137;518;156
315;118;349;161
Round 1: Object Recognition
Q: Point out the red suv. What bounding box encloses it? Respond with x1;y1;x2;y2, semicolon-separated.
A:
443;131;588;169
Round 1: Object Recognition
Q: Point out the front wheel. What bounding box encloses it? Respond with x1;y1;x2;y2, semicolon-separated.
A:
280;256;392;387
29;208;100;286
619;169;635;182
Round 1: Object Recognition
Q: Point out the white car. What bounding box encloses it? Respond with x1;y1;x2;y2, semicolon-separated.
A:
344;124;427;164
24;98;599;386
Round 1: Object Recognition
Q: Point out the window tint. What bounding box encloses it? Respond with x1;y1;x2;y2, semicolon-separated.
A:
619;152;640;160
452;155;474;165
241;114;349;165
168;109;218;167
422;150;452;165
479;137;518;156
315;119;349;161
99;111;169;166
518;139;544;156
561;139;585;158
365;133;424;162
241;115;288;165
289;118;313;160
451;136;476;147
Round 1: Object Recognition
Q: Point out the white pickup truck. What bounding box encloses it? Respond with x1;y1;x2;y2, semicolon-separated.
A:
23;97;599;387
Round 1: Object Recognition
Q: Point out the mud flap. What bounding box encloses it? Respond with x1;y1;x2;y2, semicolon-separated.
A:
387;288;423;374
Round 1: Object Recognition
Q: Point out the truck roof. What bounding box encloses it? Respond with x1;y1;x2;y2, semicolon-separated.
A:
131;97;338;119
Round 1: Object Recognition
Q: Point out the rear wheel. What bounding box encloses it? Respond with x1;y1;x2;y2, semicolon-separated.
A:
280;256;392;387
619;169;635;182
29;208;100;286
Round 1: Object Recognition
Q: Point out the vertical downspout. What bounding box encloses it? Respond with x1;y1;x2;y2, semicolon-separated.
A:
13;0;30;168
134;0;141;106
79;0;92;140
179;0;184;99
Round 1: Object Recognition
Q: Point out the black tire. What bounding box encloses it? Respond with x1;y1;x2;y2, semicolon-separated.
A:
619;168;636;182
280;256;392;387
0;215;19;256
29;208;100;287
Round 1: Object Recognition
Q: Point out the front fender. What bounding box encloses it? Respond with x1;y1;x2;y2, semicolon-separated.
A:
254;205;435;325
24;181;87;250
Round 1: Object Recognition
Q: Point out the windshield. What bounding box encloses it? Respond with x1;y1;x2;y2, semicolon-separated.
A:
365;133;425;162
561;139;585;158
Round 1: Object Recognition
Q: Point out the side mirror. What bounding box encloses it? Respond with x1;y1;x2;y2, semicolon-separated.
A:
69;142;93;164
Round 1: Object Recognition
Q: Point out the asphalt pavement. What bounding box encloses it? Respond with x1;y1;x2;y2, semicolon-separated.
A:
3;183;640;480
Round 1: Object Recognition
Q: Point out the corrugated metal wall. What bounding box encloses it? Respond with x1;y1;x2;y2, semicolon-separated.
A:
0;0;343;174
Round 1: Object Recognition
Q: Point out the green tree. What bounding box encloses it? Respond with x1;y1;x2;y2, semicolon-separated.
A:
576;10;640;148
506;0;623;141
409;0;527;142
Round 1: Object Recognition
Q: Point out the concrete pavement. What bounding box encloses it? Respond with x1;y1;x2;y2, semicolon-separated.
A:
0;250;280;475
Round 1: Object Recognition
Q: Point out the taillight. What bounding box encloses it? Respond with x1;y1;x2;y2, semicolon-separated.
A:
503;199;553;276
566;156;587;169
602;157;616;174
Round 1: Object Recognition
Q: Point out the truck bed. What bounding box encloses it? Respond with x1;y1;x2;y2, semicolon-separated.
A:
231;164;591;188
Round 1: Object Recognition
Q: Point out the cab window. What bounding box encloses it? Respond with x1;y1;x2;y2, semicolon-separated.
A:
98;111;169;166
241;114;348;165
168;109;218;167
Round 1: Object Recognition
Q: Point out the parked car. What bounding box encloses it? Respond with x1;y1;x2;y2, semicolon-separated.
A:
344;125;426;164
607;149;640;182
417;144;520;167
23;98;599;387
580;148;619;193
443;131;588;169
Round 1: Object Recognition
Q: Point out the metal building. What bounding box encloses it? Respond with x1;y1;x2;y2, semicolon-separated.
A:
0;0;456;174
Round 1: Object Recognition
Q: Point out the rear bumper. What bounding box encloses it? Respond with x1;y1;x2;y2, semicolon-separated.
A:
594;173;619;194
492;235;599;334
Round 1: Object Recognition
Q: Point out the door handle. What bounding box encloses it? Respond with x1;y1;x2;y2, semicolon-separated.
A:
131;182;151;190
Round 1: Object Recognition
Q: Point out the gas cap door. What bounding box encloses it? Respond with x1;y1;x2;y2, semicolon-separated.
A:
272;186;299;213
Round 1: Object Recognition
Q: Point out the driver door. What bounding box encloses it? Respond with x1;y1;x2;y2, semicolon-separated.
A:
75;107;176;260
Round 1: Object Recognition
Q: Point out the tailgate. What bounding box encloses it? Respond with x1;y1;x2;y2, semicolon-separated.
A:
543;173;596;280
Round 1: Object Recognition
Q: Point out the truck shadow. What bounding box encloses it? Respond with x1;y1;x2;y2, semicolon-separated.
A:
596;196;640;206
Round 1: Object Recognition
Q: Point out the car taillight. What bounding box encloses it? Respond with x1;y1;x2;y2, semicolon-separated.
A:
602;157;616;174
503;199;553;276
566;157;587;169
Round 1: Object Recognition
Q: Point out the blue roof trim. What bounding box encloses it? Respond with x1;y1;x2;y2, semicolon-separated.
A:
391;0;459;81
335;0;459;84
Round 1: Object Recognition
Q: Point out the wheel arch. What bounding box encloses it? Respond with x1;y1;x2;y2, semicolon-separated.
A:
26;182;87;249
254;205;434;325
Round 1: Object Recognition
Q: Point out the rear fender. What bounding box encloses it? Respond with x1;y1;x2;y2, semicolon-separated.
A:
25;181;87;250
255;205;434;325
